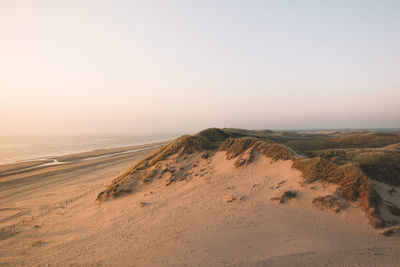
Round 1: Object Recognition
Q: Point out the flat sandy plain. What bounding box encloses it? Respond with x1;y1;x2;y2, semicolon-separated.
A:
1;142;400;266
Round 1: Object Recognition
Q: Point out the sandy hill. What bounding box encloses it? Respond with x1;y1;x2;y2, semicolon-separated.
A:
97;128;400;233
3;129;400;266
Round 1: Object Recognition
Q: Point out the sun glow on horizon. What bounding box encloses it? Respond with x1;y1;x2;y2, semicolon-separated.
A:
1;0;399;134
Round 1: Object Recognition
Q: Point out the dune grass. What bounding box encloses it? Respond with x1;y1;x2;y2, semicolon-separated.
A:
292;157;383;227
307;148;400;186
286;132;400;153
219;137;293;161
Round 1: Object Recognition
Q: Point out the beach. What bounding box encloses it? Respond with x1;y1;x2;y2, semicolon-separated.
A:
0;141;165;261
0;142;166;177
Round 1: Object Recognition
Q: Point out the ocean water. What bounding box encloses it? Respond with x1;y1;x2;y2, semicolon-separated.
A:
0;133;179;165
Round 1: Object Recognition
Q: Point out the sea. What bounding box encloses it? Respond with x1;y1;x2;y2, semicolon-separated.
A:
0;133;180;165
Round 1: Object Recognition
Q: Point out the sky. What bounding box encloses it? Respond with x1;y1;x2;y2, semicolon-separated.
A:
1;0;399;135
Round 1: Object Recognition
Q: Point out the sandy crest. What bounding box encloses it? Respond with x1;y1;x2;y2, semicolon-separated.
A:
1;151;400;266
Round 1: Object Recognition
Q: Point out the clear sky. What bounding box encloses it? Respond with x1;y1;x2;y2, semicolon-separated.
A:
1;0;399;134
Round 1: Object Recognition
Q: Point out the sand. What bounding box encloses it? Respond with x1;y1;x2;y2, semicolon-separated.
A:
1;147;400;266
0;142;166;177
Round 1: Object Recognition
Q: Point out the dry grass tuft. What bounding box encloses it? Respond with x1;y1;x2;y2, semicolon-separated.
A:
292;157;384;228
219;137;259;159
253;142;294;161
271;190;298;204
312;194;347;213
219;137;294;163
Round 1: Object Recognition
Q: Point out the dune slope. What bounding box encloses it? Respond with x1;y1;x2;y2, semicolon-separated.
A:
97;128;399;230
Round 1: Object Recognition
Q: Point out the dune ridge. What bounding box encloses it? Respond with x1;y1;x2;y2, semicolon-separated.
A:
97;128;399;230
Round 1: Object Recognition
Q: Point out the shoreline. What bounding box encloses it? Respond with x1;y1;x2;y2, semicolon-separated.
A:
0;141;162;236
0;141;168;176
0;136;176;165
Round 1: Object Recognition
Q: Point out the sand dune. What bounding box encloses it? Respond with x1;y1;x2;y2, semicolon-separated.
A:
1;130;400;266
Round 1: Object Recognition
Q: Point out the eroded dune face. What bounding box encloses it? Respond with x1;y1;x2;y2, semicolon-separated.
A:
97;129;400;233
